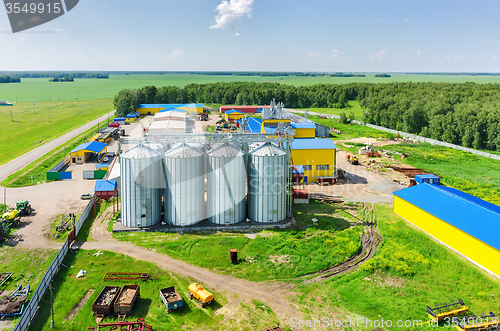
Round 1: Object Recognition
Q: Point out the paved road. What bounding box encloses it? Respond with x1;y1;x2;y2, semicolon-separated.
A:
0;111;114;183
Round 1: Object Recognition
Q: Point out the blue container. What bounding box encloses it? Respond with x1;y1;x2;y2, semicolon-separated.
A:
415;174;440;185
159;286;184;313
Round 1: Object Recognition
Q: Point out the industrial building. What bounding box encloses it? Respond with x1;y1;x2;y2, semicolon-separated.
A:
290;139;336;182
70;141;107;164
394;183;500;278
219;105;270;113
136;104;204;115
118;133;291;229
224;110;245;121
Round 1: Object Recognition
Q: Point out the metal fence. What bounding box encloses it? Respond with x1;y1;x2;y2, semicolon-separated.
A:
13;198;93;331
47;157;70;173
75;199;94;236
286;109;500;161
13;239;69;331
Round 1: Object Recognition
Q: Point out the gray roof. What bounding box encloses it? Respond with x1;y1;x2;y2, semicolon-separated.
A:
165;144;204;158
209;142;244;157
121;144;160;159
250;143;286;156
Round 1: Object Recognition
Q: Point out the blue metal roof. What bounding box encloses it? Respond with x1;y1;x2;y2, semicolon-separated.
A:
96;163;109;168
114;117;126;121
158;107;186;113
94;180;117;192
237;118;262;133
226;109;244;114
71;141;107;154
292;123;316;129
125;114;137;118
291;138;336;150
292;165;305;173
394;183;500;251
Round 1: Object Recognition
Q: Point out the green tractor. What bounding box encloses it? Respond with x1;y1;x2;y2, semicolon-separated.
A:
16;200;31;216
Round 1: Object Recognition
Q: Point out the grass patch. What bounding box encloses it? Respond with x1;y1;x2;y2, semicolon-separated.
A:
44;214;75;242
382;143;500;205
27;250;235;331
114;202;362;281
0;99;111;166
2;123;100;188
75;200;114;242
296;204;500;330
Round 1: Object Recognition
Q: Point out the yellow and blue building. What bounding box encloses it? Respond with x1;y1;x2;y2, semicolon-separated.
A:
136;103;203;115
70;141;107;164
225;109;245;121
290;139;336;182
394;183;500;278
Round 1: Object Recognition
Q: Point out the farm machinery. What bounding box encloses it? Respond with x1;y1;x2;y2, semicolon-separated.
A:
86;318;153;331
427;299;469;322
453;312;499;331
188;283;214;308
346;154;359;165
0;200;31;240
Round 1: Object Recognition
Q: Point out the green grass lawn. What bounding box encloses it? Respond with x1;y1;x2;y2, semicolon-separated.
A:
296;100;365;119
296;204;500;330
382;143;500;205
114;202;362;282
2;123;100;187
308;115;396;140
0;99;112;166
4;74;500;103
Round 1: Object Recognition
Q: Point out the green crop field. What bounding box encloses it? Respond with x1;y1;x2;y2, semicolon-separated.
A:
0;99;111;165
3;74;500;103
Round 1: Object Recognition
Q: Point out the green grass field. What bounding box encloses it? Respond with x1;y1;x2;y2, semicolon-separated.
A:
114;202;362;282
3;74;500;103
297;204;500;330
0;99;111;166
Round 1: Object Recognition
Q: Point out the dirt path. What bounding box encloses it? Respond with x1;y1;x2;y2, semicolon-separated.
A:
15;208;304;325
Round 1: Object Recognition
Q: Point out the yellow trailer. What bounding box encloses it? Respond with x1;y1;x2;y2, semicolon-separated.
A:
188;283;214;308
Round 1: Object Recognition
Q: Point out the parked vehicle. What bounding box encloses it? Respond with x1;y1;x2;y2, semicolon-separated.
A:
188;283;214;308
81;194;93;200
159;286;184;313
15;200;31;215
106;152;115;157
103;157;109;162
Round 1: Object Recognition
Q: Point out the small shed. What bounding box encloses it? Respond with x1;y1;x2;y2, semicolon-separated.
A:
94;180;118;200
415;174;440;185
96;163;109;171
70;141;107;164
291;123;316;138
0;101;13;106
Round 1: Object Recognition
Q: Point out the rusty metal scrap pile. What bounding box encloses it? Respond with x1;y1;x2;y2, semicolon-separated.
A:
97;288;117;306
0;294;27;315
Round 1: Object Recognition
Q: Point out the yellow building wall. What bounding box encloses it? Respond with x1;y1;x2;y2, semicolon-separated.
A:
70;151;91;164
292;149;336;181
294;128;316;138
136;107;164;115
177;105;203;113
225;113;244;121
394;196;500;277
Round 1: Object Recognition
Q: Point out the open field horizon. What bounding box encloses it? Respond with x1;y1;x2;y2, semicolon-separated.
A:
3;73;500;103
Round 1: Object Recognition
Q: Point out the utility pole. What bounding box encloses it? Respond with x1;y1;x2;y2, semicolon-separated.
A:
3;188;6;211
49;97;51;122
50;284;54;328
33;102;36;114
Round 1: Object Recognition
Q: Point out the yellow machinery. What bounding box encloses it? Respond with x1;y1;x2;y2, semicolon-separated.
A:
427;299;469;322
346;155;359;165
187;283;214;308
452;312;499;331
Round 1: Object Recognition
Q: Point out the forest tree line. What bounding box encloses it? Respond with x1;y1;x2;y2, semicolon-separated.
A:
114;81;500;151
0;72;109;79
0;75;21;83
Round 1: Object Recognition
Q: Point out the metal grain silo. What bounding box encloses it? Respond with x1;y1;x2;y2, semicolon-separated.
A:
120;144;162;228
248;143;287;222
207;143;246;225
164;144;205;226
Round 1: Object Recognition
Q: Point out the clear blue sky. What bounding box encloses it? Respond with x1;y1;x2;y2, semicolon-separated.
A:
1;0;500;72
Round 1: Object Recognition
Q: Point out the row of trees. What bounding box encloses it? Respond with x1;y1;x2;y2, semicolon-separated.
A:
49;76;74;82
0;72;109;78
114;81;500;151
0;75;20;83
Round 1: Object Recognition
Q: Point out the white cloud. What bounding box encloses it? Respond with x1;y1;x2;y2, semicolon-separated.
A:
304;52;322;62
163;50;186;60
402;18;408;22
375;18;384;22
369;49;386;62
54;28;61;32
235;32;241;37
442;55;464;63
210;0;254;30
417;50;421;56
491;56;500;62
327;50;340;62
